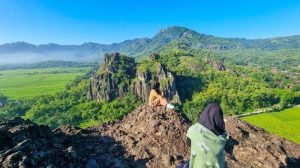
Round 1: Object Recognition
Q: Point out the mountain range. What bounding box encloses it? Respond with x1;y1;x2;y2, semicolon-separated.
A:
1;26;300;64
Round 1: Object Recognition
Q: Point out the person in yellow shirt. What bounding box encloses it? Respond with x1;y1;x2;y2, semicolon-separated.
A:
149;81;174;109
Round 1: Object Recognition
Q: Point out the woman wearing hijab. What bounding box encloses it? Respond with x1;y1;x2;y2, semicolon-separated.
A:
185;103;228;168
148;80;174;109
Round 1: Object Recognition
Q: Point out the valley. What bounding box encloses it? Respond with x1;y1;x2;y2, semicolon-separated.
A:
0;26;300;167
2;0;300;167
0;67;91;99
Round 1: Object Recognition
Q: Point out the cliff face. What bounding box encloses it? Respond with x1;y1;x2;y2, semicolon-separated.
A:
132;63;180;103
1;106;299;168
88;53;180;104
87;53;136;101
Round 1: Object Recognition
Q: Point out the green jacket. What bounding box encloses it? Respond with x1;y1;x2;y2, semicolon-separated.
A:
187;123;228;168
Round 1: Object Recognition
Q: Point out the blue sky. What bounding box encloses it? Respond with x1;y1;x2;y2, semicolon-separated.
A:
0;0;300;44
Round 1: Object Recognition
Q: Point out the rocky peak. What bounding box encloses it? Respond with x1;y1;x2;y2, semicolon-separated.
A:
1;106;299;167
88;53;180;104
132;61;180;103
102;52;135;73
87;53;136;101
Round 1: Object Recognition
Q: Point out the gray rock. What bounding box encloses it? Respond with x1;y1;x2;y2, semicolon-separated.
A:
88;53;180;104
67;147;77;159
85;159;99;168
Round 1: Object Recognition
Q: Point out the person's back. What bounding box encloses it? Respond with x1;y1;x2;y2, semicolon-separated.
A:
185;103;228;168
187;123;227;168
149;89;162;106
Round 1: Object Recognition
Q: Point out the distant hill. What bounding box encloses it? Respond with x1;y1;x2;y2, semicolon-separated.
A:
1;26;300;64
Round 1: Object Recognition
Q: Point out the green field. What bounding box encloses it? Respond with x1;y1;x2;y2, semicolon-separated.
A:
0;67;91;99
243;107;300;144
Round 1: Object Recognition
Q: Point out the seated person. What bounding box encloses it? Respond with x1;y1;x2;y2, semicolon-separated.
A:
149;81;174;109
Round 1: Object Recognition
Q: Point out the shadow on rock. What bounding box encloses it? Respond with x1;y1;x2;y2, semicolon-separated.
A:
0;118;147;168
57;133;148;168
225;136;239;161
286;156;300;168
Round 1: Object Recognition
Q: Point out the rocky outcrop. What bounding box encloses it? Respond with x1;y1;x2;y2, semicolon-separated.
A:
208;60;226;71
224;116;300;168
88;53;180;104
87;53;136;101
93;106;300;168
1;106;299;168
0;118;139;168
92;106;190;168
132;63;180;104
0;118;69;167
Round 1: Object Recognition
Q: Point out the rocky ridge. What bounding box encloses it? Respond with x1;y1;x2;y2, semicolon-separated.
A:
87;53;180;104
1;105;299;168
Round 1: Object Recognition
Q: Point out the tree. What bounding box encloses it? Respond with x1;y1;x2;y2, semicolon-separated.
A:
0;94;8;107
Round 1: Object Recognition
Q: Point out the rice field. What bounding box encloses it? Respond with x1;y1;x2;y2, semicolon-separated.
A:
242;107;300;144
0;67;91;99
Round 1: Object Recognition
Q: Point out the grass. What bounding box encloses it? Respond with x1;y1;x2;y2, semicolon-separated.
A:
242;107;300;144
79;119;101;129
0;67;91;99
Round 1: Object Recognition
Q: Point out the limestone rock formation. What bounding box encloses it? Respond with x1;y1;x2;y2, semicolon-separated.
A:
88;53;180;104
132;63;180;103
87;53;136;101
1;106;299;168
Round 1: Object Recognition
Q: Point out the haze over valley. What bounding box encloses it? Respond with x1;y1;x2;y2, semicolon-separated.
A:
1;26;300;65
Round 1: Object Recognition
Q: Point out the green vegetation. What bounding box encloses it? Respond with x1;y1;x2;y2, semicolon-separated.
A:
1;48;299;130
137;57;161;74
216;49;300;70
1;28;300;131
0;67;90;99
243;107;300;144
0;94;8;105
133;27;300;58
151;46;300;122
0;67;141;128
0;99;32;119
22;76;141;128
183;71;281;121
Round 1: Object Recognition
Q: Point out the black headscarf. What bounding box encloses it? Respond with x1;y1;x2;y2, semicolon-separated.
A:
199;103;225;136
152;80;161;95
